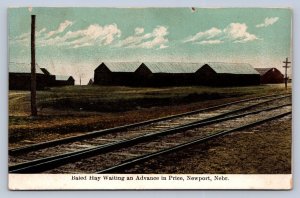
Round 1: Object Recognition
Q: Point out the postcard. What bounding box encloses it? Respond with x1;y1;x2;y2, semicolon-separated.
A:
8;7;292;190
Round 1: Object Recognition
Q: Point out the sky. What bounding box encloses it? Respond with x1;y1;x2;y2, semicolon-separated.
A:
8;7;292;84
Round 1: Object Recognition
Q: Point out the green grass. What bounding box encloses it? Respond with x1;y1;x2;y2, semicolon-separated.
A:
10;84;291;114
9;84;291;143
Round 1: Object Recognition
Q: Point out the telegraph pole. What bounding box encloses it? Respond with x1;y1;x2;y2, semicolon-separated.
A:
31;15;37;116
283;57;291;90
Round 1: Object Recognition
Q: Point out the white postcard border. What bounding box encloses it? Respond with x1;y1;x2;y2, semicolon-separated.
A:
9;174;292;190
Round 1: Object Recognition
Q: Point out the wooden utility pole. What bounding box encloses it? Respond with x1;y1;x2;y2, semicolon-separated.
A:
283;57;291;90
31;15;37;116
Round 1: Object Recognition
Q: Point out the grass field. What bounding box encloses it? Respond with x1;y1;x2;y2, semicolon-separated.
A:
8;84;292;174
10;84;291;114
9;84;291;144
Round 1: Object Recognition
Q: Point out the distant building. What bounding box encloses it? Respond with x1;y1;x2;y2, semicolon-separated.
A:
196;62;260;86
54;75;75;86
94;62;261;87
40;68;56;87
94;62;142;86
40;67;75;87
87;78;94;85
9;63;47;90
255;68;284;84
135;62;202;86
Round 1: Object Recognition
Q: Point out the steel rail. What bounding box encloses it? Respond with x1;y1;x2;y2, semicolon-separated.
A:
9;103;291;173
96;111;291;173
9;95;290;169
9;94;290;155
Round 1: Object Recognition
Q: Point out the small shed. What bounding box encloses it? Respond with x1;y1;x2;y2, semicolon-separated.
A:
54;75;75;86
94;62;142;85
87;78;94;85
196;62;260;86
40;68;74;87
9;63;47;90
255;68;284;84
40;68;56;87
135;62;203;86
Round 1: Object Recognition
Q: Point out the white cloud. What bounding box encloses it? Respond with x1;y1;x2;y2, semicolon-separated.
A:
224;23;258;43
118;26;169;49
183;23;258;45
198;40;224;45
43;23;121;48
135;27;144;35
12;21;122;49
46;20;73;38
37;28;47;36
12;22;168;50
15;32;29;40
256;17;279;28
73;42;93;49
159;44;169;49
183;27;222;43
11;28;47;45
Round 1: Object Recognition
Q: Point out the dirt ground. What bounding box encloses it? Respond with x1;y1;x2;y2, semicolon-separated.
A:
8;84;292;174
9;84;291;146
9;96;252;147
123;115;291;174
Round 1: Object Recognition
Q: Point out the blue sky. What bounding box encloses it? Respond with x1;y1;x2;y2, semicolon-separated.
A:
9;7;292;84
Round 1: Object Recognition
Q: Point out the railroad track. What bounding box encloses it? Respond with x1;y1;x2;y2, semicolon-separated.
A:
10;94;289;156
97;111;291;174
9;94;291;173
